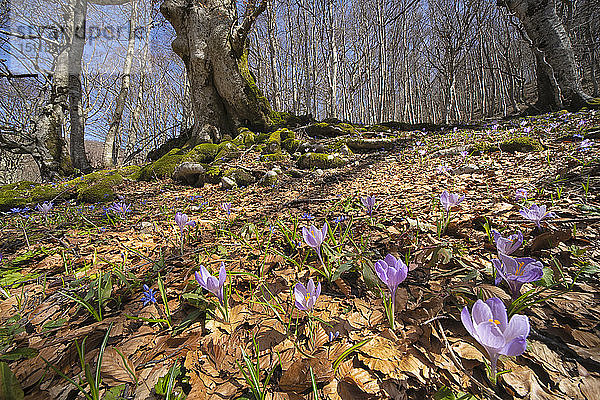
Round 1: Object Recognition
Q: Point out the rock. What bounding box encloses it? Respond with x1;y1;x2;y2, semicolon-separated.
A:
221;176;237;190
172;162;205;186
315;169;324;177
338;144;352;156
451;164;480;175
346;138;396;151
224;168;255;187
297;152;346;170
287;168;306;178
138;221;154;234
259;170;278;187
272;166;283;175
306;122;359;137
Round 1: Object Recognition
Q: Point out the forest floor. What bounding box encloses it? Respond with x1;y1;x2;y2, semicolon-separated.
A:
1;109;599;400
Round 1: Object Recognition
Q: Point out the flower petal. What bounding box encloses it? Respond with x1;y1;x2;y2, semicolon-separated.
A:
471;300;493;325
501;337;527;357
474;321;506;351
485;297;508;331
219;262;227;287
504;314;530;342
294;283;307;306
461;306;476;338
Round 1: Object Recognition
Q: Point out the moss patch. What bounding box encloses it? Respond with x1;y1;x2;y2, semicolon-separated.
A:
297;152;345;169
205;165;223;184
214;142;241;162
237;49;273;129
471;136;544;154
137;148;185;181
224;168;255;187
233;128;256;147
0;181;61;212
119;165;141;178
183;143;220;164
260;152;287;162
282;138;301;153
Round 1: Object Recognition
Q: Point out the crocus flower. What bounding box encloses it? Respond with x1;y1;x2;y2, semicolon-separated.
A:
294;278;321;311
174;212;195;233
440;190;465;213
360;195;376;216
461;297;530;380
573;133;584;139
492;254;543;300
492;230;523;256
302;223;328;264
436;165;451;175
515;188;528;201
519;204;556;228
108;202;131;219
328;331;340;341
460;150;469;158
301;212;315;220
36;202;53;219
374;254;408;299
220;202;232;215
579;139;594;151
141;284;157;306
194;262;227;305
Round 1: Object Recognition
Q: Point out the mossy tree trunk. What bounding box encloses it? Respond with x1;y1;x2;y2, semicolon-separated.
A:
499;0;597;111
161;0;273;144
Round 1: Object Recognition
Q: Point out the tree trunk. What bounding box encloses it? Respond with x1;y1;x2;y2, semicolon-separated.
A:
500;0;595;111
104;0;137;167
160;0;272;144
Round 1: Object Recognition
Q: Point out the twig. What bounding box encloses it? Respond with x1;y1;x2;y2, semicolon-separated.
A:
285;198;339;206
436;320;503;400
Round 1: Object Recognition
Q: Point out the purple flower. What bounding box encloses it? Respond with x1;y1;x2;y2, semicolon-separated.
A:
492;254;543;299
302;223;328;264
492;230;523;255
328;331;340;341
461;297;530;379
519;204;556;228
573;133;584;139
374;254;408;299
523;127;532;134
36;202;54;218
440;190;465;213
141;284;157;306
220;202;232;215
301;212;315;220
294;278;321;311
579;139;593;151
436;165;451;175
460;150;469;158
515;188;528;201
418;148;427;156
174;212;195;233
108;202;131;219
194;262;227;305
360;195;376;216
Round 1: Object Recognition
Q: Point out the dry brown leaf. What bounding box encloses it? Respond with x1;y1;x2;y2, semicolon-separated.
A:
279;352;334;393
343;368;380;395
100;347;136;386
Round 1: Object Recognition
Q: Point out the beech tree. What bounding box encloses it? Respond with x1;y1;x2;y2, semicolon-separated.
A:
499;0;599;111
160;0;273;144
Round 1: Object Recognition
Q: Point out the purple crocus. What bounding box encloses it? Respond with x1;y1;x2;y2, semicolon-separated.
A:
108;202;131;219
492;254;543;300
294;278;321;311
141;284;157;306
36;202;53;219
436;165;451;175
515;188;528;201
519;204;556;229
302;223;328;264
460;150;469;158
492;230;523;256
174;212;195;233
579;139;594;151
220;202;232;215
374;254;408;299
440;190;465;213
194;262;227;305
461;297;530;381
360;195;376;216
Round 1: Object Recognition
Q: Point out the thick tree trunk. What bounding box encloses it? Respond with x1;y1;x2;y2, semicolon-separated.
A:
501;0;594;111
160;0;272;144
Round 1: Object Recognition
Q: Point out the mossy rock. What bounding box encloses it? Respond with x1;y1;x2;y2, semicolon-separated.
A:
233;128;256;147
346;138;395;152
224;168;255;187
214;142;241;162
265;130;283;153
0;181;61;211
76;172;123;203
258;171;278;187
366;124;390;133
183;143;220;164
260;152;287;162
119;165;141;178
205;165;223;184
255;133;270;144
270;111;312;128
306;122;359;137
471;136;544;154
282;138;301;153
297;152;346;170
137;148;186;181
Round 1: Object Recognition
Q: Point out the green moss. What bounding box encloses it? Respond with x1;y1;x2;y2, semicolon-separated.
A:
137;148;185;181
297;152;345;169
183;143;220;164
237;49;273;128
260;152;286;162
255;133;270;144
119;165;141;178
282;138;301;153
76;173;123;203
214;142;241;162
233;128;256;147
224;168;255;187
0;181;62;212
265;130;284;153
367;124;389;132
306;122;360;137
336;123;359;135
205;165;223;184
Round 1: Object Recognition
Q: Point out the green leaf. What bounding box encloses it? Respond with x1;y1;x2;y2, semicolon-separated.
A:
535;267;555;287
0;362;24;400
361;260;380;292
103;384;126;400
42;318;67;332
332;260;355;282
433;386;477;400
0;347;39;361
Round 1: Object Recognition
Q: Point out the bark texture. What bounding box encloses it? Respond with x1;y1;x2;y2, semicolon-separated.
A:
161;0;272;144
501;0;594;111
